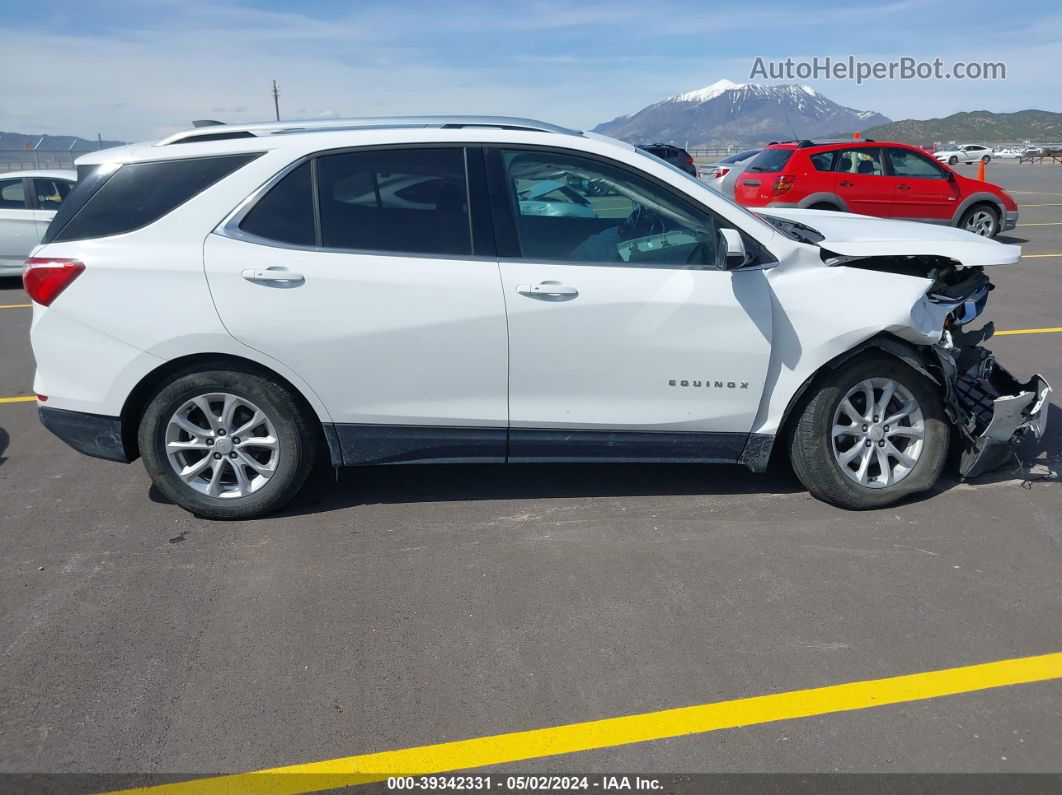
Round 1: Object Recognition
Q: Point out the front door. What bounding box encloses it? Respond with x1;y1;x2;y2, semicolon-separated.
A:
488;147;774;461
883;148;961;222
205;146;510;464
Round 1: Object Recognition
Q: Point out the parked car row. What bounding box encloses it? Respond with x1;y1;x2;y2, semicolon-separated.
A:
0;170;75;275
23;116;1048;519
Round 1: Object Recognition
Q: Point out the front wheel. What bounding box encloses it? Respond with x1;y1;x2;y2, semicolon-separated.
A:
787;355;949;509
138;367;319;520
960;204;1000;237
948;156;958;165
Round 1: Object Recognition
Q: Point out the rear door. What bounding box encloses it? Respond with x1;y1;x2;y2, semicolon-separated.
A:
830;147;899;217
489;146;774;460
29;177;74;240
0;177;37;269
883;147;961;222
205;146;511;463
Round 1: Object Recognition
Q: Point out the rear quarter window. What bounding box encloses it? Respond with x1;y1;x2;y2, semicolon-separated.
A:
746;148;794;173
46;153;260;243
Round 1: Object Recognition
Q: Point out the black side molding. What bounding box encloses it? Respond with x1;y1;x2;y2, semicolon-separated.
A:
508;428;748;463
332;424;508;465
39;407;131;463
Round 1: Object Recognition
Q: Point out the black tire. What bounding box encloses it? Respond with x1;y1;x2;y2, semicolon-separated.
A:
981;155;991;164
138;365;319;520
808;202;842;211
948;156;958;165
959;203;1000;238
787;354;949;510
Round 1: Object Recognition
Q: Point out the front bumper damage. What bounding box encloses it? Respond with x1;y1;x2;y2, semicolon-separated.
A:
933;324;1051;477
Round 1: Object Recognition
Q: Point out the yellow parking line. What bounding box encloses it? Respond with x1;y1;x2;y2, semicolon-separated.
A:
109;652;1062;795
1010;191;1062;196
0;303;31;309
995;327;1062;336
1019;203;1062;207
1022;253;1062;258
1017;222;1062;227
0;396;36;404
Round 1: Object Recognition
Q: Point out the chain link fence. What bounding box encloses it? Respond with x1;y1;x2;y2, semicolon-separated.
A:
0;151;79;173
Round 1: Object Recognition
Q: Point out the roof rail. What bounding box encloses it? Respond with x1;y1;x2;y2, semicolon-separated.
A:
767;138;876;148
159;115;583;145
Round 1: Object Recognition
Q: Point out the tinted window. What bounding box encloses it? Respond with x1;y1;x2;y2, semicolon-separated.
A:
502;149;732;268
49;154;259;243
239;161;315;246
745;148;794;173
720;149;760;164
315;148;471;255
0;178;26;209
885;148;946;179
833;147;884;176
33;178;74;210
809;152;834;171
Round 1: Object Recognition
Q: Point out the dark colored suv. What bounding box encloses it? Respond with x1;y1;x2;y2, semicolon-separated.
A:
637;143;698;177
732;139;1018;237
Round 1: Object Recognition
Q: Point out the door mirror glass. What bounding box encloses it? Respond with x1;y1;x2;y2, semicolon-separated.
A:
715;228;747;270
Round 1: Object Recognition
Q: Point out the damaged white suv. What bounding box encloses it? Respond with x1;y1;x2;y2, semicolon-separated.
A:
27;116;1049;519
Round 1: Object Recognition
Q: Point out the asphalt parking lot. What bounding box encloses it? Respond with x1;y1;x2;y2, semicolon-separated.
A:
1;160;1060;790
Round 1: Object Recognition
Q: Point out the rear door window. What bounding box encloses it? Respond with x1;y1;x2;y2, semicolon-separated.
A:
315;148;471;256
47;153;260;243
32;178;74;210
0;178;27;209
809;152;835;171
745;149;794;173
833;147;885;176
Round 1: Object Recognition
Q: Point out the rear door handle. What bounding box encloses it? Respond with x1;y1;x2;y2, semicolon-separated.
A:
241;268;305;283
516;282;578;298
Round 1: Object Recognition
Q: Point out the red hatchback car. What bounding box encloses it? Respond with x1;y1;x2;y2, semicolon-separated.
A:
733;140;1018;237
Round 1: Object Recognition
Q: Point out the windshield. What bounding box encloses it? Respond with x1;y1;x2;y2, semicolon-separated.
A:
721;149;760;164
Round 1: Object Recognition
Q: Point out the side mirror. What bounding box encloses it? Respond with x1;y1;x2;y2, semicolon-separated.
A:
715;228;748;270
945;169;957;181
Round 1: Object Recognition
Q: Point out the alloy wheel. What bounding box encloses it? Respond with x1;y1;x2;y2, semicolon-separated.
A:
165;392;280;499
963;209;996;236
831;378;925;489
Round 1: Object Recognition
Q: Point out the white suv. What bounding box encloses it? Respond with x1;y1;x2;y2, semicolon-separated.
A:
26;116;1048;519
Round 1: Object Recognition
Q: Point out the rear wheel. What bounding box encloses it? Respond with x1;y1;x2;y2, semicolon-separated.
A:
960;204;1000;237
981;155;991;164
787;355;949;509
139;367;319;520
808;202;842;211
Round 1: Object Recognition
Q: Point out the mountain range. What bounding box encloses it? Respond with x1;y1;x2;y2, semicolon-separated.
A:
0;132;126;152
592;80;890;147
864;110;1062;144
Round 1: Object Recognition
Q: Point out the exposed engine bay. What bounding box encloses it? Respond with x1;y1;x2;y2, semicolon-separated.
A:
835;254;1051;478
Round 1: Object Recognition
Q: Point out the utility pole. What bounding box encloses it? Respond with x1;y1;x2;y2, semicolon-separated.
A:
272;80;280;121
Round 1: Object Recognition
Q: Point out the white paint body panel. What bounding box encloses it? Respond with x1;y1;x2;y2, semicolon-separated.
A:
204;235;510;427
500;262;772;431
0;170;74;274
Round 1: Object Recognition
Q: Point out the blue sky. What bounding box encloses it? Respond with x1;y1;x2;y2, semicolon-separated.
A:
2;0;1059;141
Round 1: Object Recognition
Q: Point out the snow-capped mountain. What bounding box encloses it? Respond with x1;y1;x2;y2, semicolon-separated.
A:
593;80;890;147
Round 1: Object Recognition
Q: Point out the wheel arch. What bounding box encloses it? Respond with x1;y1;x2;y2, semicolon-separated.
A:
119;352;341;465
951;193;1005;226
742;333;940;472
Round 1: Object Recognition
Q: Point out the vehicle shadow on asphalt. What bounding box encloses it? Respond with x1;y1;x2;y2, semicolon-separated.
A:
996;234;1029;245
0;425;9;467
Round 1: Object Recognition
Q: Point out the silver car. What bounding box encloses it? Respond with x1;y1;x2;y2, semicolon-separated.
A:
702;149;760;197
0;169;76;276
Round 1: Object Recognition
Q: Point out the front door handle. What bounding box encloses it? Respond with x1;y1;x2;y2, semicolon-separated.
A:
241;268;305;284
516;282;578;298
897;184;911;190
839;180;854;187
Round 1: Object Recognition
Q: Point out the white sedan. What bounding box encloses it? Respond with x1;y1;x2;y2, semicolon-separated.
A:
934;145;992;165
0;169;76;276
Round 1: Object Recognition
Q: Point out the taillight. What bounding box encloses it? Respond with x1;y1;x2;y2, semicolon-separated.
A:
685;155;694;165
772;174;797;195
714;167;731;179
23;258;85;306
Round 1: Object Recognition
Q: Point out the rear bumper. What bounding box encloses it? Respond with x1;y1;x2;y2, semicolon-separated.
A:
38;406;131;463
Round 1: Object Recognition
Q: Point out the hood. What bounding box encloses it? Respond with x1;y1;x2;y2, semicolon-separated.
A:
756;207;1021;267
